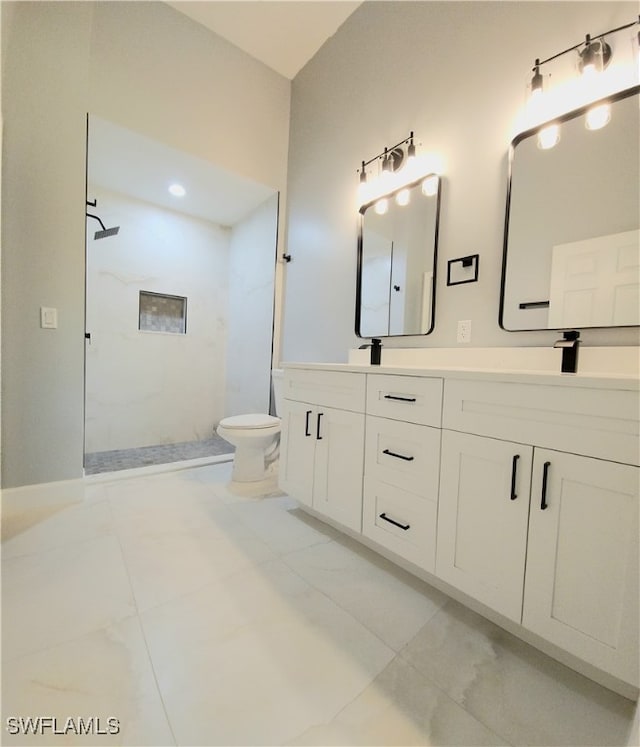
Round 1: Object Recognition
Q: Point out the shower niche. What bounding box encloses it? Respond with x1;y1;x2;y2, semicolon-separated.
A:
139;291;187;335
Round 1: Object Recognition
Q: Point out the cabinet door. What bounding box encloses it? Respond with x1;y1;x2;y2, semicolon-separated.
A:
313;406;365;532
523;450;639;687
278;400;316;507
436;430;533;622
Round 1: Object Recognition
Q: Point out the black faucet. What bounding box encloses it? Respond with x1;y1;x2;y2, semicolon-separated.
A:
554;330;580;374
358;338;383;365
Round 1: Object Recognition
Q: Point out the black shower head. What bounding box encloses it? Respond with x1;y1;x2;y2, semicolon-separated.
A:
86;199;120;240
94;225;120;240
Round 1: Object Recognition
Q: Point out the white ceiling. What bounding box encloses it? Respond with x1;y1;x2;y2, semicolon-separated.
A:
88;116;276;227
166;1;362;79
88;3;362;224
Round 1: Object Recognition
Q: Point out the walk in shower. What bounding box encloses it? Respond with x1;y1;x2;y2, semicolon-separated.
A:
84;116;279;474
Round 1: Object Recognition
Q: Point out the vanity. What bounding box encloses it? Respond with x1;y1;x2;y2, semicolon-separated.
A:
278;355;639;699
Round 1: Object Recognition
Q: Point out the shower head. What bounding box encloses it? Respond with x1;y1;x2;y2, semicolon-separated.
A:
86;199;120;240
94;225;120;240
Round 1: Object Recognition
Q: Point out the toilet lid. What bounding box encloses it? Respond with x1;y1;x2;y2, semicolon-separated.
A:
219;414;280;430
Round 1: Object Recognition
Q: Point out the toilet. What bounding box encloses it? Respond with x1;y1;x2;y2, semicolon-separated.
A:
216;369;284;482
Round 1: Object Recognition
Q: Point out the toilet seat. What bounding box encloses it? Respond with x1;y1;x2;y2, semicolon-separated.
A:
219;414;280;430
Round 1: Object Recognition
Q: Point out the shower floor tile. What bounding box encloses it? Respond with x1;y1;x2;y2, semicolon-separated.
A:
84;436;233;475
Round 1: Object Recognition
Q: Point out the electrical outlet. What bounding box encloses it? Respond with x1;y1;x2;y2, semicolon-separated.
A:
457;319;471;344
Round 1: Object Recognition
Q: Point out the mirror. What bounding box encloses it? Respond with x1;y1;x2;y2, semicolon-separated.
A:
500;86;639;331
356;177;441;337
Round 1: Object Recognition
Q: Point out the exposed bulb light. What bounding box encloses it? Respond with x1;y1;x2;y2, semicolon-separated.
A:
169;183;186;197
585;103;611;130
396;188;411;206
406;133;416;165
578;34;611;78
537;123;560;150
530;59;544;98
421;175;439;196
356;132;442;207
374;198;389;215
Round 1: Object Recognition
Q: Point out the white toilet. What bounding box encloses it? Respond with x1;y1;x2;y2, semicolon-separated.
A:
216;369;284;482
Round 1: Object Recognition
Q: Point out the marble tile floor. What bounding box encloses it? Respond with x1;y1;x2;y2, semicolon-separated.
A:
84;436;234;475
2;462;638;746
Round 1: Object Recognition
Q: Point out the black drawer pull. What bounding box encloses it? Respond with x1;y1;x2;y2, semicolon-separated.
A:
510;454;519;500
316;412;323;440
541;461;551;510
382;448;414;462
305;410;312;437
379;513;410;531
383;394;417;403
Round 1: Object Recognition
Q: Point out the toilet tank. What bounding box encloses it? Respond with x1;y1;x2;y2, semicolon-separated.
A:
271;369;284;416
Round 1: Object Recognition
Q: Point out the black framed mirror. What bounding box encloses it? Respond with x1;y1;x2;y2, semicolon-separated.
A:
356;175;441;337
500;85;639;331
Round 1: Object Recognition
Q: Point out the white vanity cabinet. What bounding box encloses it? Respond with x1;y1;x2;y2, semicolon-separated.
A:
280;363;639;695
523;449;639;687
362;374;443;572
436;430;533;622
279;369;366;532
438;377;639;687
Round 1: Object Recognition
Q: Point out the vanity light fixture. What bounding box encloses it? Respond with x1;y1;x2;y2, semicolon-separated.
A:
527;17;638;104
357;131;421;203
168;183;186;197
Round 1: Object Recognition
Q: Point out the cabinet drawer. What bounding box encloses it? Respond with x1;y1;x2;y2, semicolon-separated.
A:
443;379;639;465
284;369;366;412
366;374;443;426
365;416;440;498
363;478;437;572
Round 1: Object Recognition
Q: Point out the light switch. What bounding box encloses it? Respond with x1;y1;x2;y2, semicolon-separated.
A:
40;307;58;329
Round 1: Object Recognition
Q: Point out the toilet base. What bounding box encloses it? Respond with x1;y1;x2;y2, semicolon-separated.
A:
231;444;274;482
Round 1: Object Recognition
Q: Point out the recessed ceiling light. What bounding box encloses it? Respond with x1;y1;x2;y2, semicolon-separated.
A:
168;183;186;197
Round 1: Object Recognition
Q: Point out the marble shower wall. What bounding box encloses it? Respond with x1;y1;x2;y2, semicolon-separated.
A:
225;193;279;417
85;187;229;452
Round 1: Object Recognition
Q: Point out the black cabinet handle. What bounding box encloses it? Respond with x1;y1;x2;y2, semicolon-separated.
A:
304;410;312;437
383;394;417;403
541;461;551;510
316;412;323;440
382;448;414;462
510;454;520;500
379;513;410;531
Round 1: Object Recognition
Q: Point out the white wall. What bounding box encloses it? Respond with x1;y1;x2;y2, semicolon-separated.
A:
85;188;229;453
282;1;639;363
1;1;290;488
226;194;279;417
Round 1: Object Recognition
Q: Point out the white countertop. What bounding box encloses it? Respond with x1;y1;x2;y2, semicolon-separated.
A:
281;360;640;391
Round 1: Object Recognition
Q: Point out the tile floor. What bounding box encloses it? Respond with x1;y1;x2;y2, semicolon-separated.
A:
2;462;638;746
84;436;233;475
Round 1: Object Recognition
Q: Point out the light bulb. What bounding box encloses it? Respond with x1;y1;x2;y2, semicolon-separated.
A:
537;124;560;150
530;60;543;99
374;198;388;215
396;188;410;206
421;175;439;197
585;103;611;130
169;183;186;197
